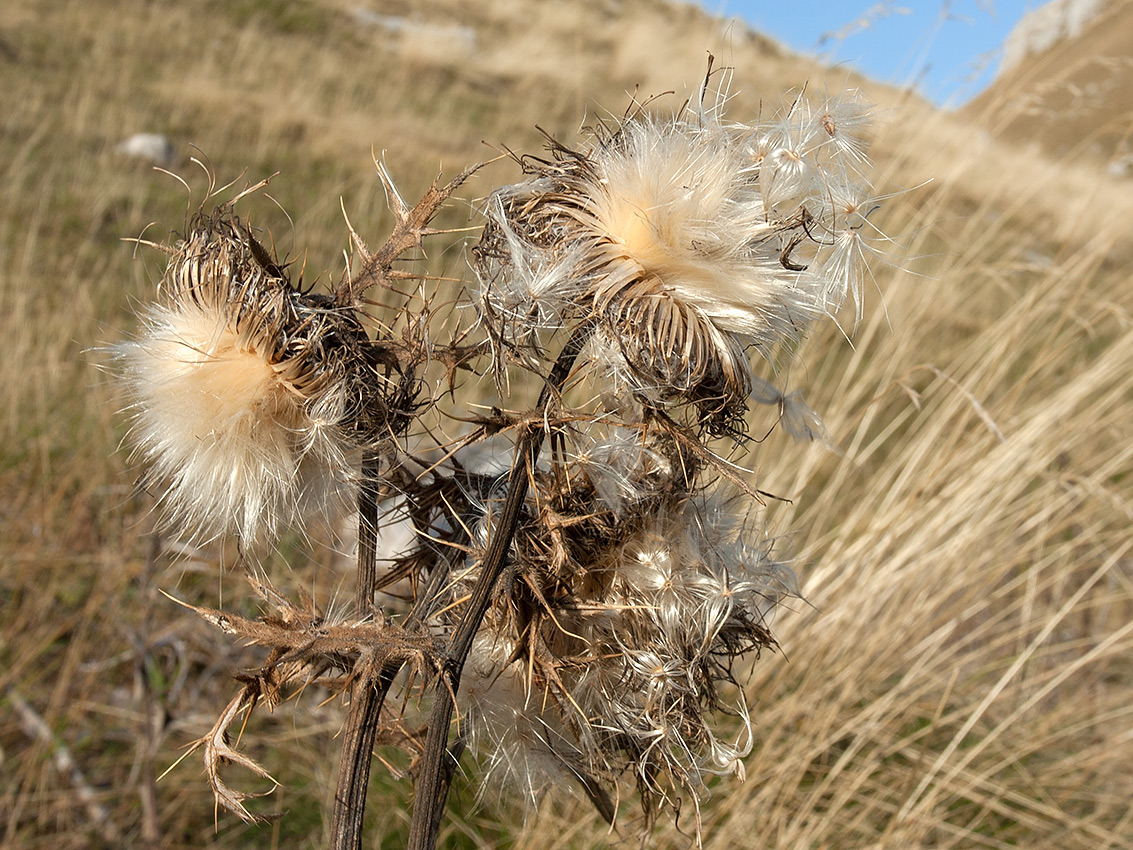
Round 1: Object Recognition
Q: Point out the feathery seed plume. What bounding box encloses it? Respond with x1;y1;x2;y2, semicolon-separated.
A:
477;82;880;434
117;211;387;543
417;436;796;822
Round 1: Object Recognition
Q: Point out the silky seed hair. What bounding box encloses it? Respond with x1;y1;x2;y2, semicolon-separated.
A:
401;427;793;819
476;81;881;436
117;210;389;544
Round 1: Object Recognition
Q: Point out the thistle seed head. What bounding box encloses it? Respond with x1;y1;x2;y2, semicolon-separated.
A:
117;212;389;544
477;85;881;435
426;447;793;819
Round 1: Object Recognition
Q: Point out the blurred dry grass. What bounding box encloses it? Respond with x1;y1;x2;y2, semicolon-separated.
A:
1;1;1130;848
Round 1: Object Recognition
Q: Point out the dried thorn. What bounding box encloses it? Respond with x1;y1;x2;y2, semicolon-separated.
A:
337;161;484;306
198;691;283;824
340;197;372;263
221;172;279;210
375;158;411;221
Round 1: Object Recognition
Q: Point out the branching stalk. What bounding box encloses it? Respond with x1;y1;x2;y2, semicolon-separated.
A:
407;321;594;850
329;451;383;850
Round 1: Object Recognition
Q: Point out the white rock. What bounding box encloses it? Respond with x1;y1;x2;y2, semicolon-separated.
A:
115;133;176;167
349;9;476;58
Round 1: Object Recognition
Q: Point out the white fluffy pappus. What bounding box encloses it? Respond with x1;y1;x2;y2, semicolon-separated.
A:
581;115;825;349
478;85;883;435
118;297;353;544
116;215;383;545
460;634;609;816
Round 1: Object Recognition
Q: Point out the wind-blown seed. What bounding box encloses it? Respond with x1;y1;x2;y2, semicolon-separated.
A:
476;85;880;435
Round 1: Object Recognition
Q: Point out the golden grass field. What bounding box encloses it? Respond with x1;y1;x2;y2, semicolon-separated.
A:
1;1;1130;848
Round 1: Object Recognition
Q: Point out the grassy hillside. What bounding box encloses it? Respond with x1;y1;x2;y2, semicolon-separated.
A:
1;1;1130;848
966;0;1133;168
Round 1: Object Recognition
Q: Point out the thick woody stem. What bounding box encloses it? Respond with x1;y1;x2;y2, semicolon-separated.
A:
407;321;594;850
354;453;383;620
329;451;459;850
330;165;479;850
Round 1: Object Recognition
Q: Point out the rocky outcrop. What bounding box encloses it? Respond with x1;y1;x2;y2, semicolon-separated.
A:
1000;0;1108;74
967;0;1132;168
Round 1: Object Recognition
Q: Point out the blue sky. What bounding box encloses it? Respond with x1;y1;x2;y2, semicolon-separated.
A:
703;1;1038;107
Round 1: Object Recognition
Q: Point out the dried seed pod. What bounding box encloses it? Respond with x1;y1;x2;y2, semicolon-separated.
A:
477;86;881;436
410;436;792;821
118;211;392;544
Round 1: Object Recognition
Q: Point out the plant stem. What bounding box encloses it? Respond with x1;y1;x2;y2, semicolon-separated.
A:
407;322;593;850
329;452;383;850
329;455;460;850
355;453;383;620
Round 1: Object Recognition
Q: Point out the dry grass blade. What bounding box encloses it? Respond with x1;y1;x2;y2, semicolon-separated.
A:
7;689;124;844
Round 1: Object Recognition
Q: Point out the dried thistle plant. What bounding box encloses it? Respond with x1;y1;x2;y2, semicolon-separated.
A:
116;64;891;850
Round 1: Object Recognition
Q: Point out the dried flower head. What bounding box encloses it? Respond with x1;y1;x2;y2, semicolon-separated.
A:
117;211;388;543
476;82;880;434
405;430;796;825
